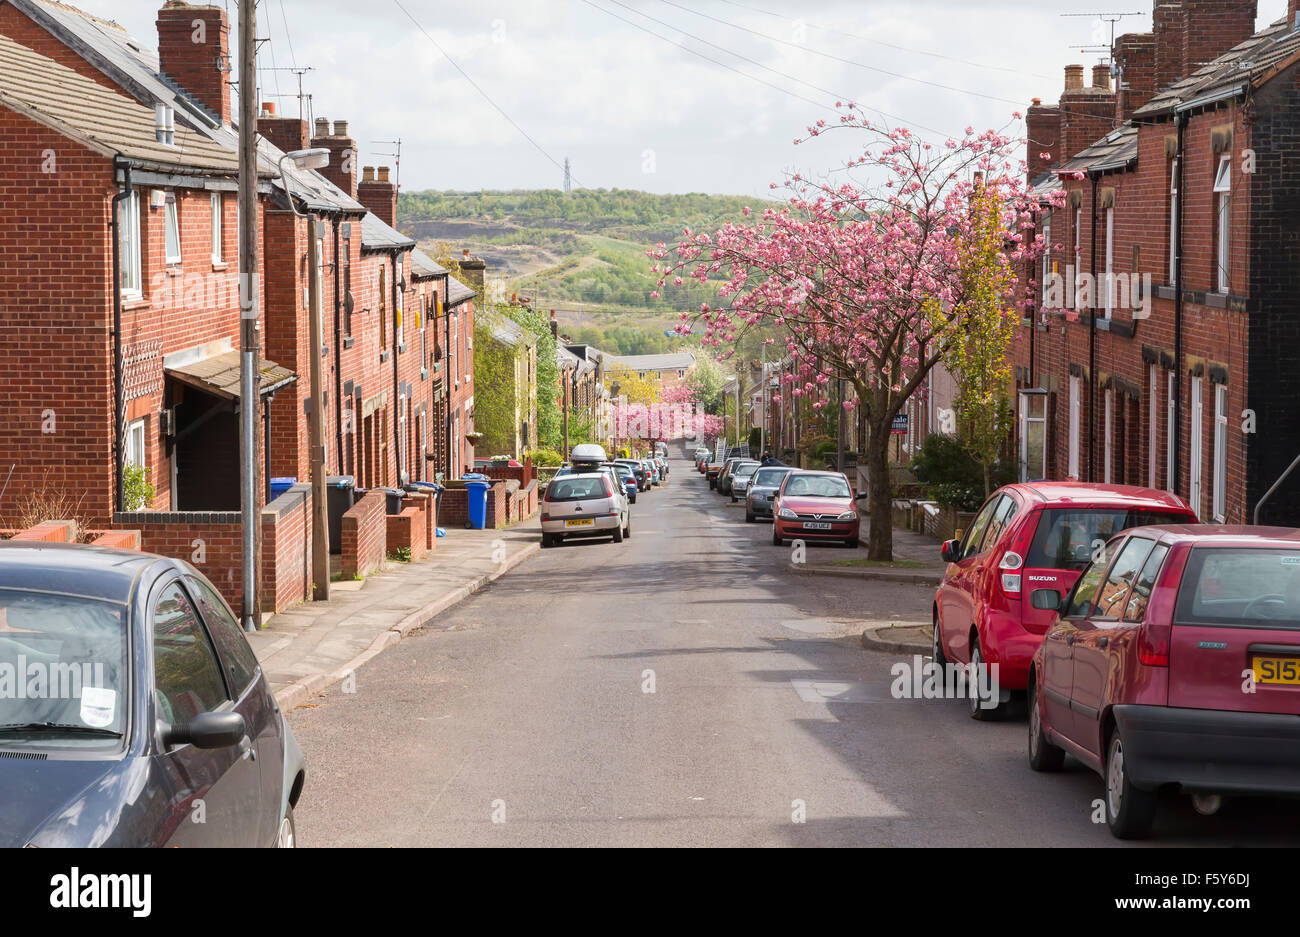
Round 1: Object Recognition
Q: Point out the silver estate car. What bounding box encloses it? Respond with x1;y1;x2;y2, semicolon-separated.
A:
540;473;631;547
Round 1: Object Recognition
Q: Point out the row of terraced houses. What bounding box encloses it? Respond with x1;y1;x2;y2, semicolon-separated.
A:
1012;0;1300;527
0;0;482;612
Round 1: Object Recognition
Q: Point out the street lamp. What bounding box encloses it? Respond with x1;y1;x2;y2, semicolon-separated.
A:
279;148;332;603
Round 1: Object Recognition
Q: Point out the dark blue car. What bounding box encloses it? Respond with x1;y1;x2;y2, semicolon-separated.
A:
0;542;304;847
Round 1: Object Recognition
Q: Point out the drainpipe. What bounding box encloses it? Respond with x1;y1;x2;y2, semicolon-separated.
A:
1088;170;1099;483
1173;112;1187;498
109;156;132;514
443;273;452;479
332;217;343;474
392;250;402;486
263;394;273;505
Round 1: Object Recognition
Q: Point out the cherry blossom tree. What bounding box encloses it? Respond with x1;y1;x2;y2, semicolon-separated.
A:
651;105;1061;560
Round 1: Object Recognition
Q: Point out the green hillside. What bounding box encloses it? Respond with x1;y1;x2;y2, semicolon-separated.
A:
396;188;767;355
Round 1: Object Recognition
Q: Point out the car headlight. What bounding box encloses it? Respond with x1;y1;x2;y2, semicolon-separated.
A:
837;511;857;521
778;507;797;519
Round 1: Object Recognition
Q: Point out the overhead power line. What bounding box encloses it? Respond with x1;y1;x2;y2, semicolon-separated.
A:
390;0;581;187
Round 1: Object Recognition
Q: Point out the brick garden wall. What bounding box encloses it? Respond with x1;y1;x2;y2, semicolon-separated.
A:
113;510;243;610
261;483;313;613
341;488;386;579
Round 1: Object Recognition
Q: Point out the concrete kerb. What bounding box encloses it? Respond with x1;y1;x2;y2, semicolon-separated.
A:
790;564;942;586
273;541;541;711
860;622;932;655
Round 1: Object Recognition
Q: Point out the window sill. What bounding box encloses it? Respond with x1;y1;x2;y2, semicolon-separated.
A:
211;260;228;272
421;368;429;381
122;296;150;311
165;263;182;274
343;336;355;350
398;342;407;353
380;350;390;363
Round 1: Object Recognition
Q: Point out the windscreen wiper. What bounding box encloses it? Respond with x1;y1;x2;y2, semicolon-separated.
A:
0;722;122;737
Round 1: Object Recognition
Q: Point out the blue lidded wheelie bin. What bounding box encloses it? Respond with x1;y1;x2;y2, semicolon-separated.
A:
465;479;490;529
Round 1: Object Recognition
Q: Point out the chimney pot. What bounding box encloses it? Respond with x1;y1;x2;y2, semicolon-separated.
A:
1064;64;1085;91
155;3;231;125
1092;64;1112;90
1032;97;1042;106
378;166;391;183
261;101;275;116
333;119;348;137
362;166;375;183
314;117;329;137
463;249;471;258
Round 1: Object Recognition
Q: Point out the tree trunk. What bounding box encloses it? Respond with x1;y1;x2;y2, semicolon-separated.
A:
865;423;893;562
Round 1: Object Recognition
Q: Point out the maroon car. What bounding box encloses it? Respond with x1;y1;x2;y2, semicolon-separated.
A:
770;470;860;548
1028;525;1300;838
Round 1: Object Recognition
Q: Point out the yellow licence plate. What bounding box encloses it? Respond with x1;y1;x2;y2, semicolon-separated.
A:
565;518;594;528
1252;656;1300;685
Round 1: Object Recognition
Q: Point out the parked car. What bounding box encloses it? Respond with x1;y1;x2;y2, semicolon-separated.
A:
540;472;630;547
608;461;638;504
0;543;305;847
715;457;749;496
933;482;1197;720
728;461;761;502
655;455;669;479
745;466;795;521
643;459;660;486
1028;524;1300;839
771;471;860;549
615;458;649;492
706;459;725;488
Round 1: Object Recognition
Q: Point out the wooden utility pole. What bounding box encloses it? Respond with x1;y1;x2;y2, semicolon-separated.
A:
307;218;330;600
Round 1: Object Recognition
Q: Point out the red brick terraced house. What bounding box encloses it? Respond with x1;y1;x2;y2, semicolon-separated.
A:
1012;0;1300;526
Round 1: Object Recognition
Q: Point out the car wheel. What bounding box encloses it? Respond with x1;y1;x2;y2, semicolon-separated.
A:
1027;677;1065;772
931;612;948;667
745;510;754;523
968;639;1007;721
708;479;716;490
612;523;624;544
623;515;631;538
275;807;296;848
844;536;859;548
772;527;783;547
541;534;553;548
1105;730;1157;839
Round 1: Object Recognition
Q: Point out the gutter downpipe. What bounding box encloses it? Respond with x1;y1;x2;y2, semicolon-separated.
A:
1174;111;1187;498
392;250;402;486
110;156;132;515
1088;170;1099;483
443;273;452;479
333;218;344;474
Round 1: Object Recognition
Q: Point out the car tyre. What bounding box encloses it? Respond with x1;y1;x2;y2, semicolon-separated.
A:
968;639;1008;721
612;522;624;544
1027;677;1066;772
276;807;296;848
623;515;631;538
931;613;948;667
1105;730;1157;839
731;493;737;503
844;536;859;548
708;479;716;490
745;510;754;523
772;527;783;547
541;534;553;549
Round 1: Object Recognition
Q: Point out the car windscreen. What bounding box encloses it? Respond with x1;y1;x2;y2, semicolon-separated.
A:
610;465;634;479
0;589;128;749
1025;509;1191;572
752;468;791;488
783;475;850;498
1175;547;1300;629
546;477;608;501
733;462;760;478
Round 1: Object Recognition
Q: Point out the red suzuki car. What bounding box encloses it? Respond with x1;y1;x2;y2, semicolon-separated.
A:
770;470;860;548
933;483;1196;719
1028;525;1300;838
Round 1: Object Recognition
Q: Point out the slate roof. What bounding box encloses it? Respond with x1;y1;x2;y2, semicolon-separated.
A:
410;247;448;280
0;32;238;173
360;212;416;252
1135;16;1300;118
605;351;697;372
477;308;532;347
447;275;476;308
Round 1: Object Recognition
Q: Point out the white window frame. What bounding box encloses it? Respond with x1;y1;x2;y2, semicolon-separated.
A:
119;190;142;298
1104;206;1114;318
1166;370;1176;495
125;418;146;469
210;193;223;263
1213;384;1228;522
395;264;405;347
1103;388;1114;484
1068;375;1081;480
1018;389;1047;482
1148;365;1158;489
1073;207;1082;313
1169;158;1179;283
1190;375;1203;516
452;314;459;388
1214;155;1231;295
1041;212;1052;302
164;194;181;265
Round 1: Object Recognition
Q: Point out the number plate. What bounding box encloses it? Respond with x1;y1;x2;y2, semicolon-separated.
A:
565;518;594;528
802;522;832;530
1253;656;1300;685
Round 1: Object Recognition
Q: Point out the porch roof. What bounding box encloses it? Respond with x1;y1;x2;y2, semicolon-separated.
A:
165;350;297;401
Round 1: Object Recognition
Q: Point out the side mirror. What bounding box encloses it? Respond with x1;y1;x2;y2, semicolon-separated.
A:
1030;589;1063;611
940;539;960;563
953;528;964;542
162;711;247;750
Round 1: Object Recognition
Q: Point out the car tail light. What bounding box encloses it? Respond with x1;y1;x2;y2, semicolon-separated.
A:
998;551;1023;594
1137;621;1171;667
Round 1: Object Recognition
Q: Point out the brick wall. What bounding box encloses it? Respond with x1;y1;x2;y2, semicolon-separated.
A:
385;504;427;561
340;488;386;579
113;510;243;611
402;491;436;551
261;482;313;613
439;486;468;526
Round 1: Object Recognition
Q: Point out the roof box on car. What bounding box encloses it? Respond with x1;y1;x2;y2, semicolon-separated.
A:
570;443;608;465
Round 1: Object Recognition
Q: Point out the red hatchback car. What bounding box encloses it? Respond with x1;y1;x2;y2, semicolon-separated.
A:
1029;525;1300;838
770;470;860;548
933;483;1196;719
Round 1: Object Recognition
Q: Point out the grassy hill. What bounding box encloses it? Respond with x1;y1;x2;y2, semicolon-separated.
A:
396;188;766;355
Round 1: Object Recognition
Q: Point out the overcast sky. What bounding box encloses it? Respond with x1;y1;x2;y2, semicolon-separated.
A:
76;0;1288;197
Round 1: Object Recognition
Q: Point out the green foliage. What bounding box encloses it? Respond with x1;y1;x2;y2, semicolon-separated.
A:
930;482;986;512
493;302;562;448
387;546;413;563
909;433;1013;508
526;447;565;466
473;318;519;456
123;462;154;512
685;351;727;413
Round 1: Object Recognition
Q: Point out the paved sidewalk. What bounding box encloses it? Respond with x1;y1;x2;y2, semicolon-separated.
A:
791;521;947;585
247;523;540;711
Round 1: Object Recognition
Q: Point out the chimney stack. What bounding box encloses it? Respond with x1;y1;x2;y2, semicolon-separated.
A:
156;2;231;125
1026;96;1061;182
1059;62;1115;163
1113;32;1157;122
1092;64;1112;91
358;164;397;227
458;250;486;294
310;118;358;199
258;100;309;158
1154;1;1257;93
